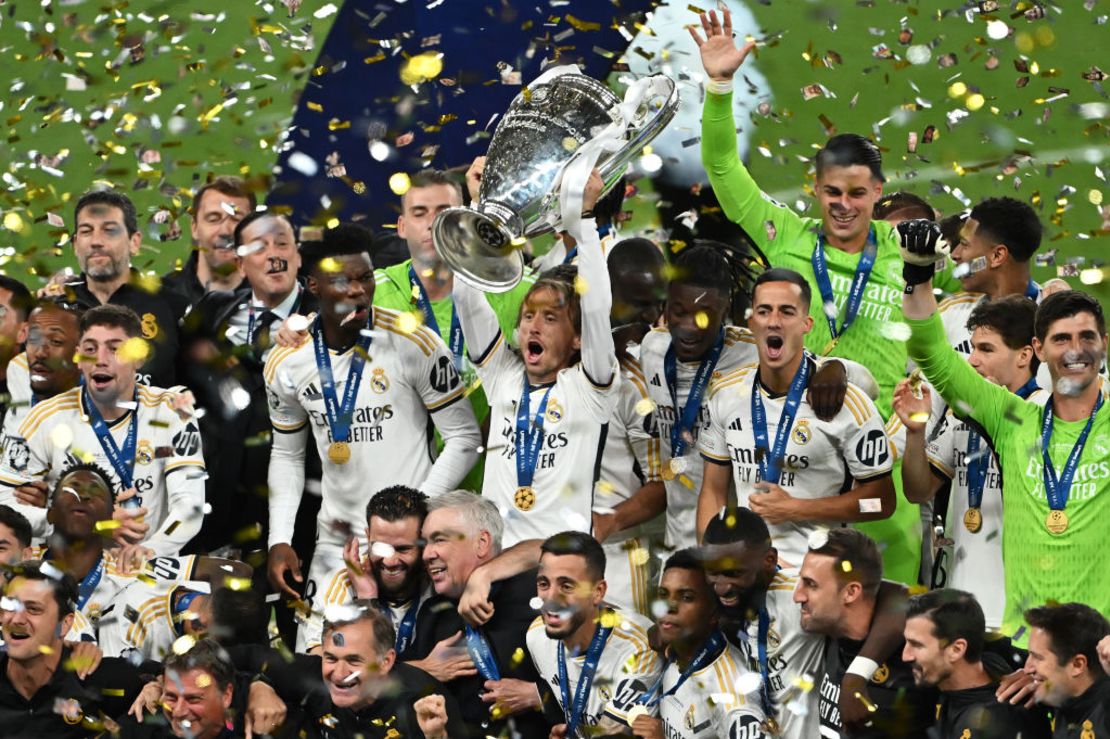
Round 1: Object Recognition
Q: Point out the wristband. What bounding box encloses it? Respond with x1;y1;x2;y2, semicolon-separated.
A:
706;78;733;94
846;656;880;680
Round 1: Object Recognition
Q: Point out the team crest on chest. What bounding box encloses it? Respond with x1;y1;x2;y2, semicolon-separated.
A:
136;440;155;465
371;367;390;394
545;398;563;425
140;312;159;340
792;419;812;446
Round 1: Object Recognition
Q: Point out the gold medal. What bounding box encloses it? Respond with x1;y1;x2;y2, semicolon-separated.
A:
661;464;676;482
513;486;536;511
327;441;351;465
963;507;982;533
1045;509;1069;535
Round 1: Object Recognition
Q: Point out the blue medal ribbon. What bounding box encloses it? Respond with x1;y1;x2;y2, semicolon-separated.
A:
639;629;727;708
82;387;138;493
311;315;373;449
464;624;501;681
811;227;877;346
663;330;724;458
390;600;419;654
751;358;812;485
409;266;464;371
1024;279;1041;301
516;377;553;490
1040;394;1103;514
965;378;1039;511
45;549;103;611
557;613;614;736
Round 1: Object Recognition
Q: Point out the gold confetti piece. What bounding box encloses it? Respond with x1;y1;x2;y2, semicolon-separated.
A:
695;311;709;329
574;274;589;296
561;136;579;152
50;425;74;449
389;172;411;196
396;312;421;334
600;610;620;628
38;645;55;655
319;257;342;273
195;673;212;688
94;519;121;532
948;82;968;97
1089;189;1103;205
630;547;650;567
3;212;26;233
171;635;196;654
100;688;126;697
117;337;151;364
565;14;601;31
224;576;252;591
841;560;853;573
400;52;444;86
634;397;656;417
966;93;986;111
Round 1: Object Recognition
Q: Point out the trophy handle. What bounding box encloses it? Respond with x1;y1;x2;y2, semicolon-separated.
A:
595;75;680;188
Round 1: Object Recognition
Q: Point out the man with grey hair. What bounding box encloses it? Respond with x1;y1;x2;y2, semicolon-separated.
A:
413;490;552;738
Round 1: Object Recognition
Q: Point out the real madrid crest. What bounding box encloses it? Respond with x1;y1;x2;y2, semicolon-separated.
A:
136;440;155;465
871;663;890;684
545;398;563;425
792;419;811;446
140;312;159;340
371;367;389;394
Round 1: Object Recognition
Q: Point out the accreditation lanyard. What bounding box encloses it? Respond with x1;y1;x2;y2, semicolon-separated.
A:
409;266;464;371
811;228;877;348
557;618;613;736
663;330;724;458
516;377;553;490
312;315;373;447
1040;394;1103;514
965;378;1039;510
83;387;138;491
464;624;501;681
641;630;727;707
751;358;812;485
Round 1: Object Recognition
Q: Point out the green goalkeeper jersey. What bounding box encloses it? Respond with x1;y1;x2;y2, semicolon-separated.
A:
701;90;960;420
908;312;1110;641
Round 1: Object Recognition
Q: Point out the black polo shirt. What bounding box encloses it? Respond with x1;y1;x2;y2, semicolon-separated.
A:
0;648;143;737
64;270;189;387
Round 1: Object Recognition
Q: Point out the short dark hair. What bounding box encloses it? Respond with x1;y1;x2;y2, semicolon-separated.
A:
0;506;32;549
753;267;813;311
208;588;269;646
967;295;1039;376
608;237;666;277
663;547;707;577
323;599;396;660
968;197;1042;263
366;486;428;524
808;528;883;599
874;191;934;222
540;531;607;582
7;560;79;616
74;190;139;236
191;175;257;217
405;169;463;207
164;637;236;691
591;175;626;228
79;304;142;339
32;296;86;325
232;210;293;248
1024;603;1110;677
300;222;375;276
0;276;34;322
906;589;986;663
52;463;116;506
701;507;772;551
670;239;768;321
815;134;885;183
1034;290;1107;343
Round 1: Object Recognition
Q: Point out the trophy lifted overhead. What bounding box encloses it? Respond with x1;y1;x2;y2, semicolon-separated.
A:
433;66;680;292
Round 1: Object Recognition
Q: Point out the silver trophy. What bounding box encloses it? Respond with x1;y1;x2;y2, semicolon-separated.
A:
433;67;679;292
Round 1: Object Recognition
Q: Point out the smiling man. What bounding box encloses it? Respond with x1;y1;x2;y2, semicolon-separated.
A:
901;222;1110;641
264;234;479;650
0;305;206;556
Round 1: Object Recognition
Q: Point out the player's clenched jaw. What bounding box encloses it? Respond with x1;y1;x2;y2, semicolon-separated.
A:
517;285;581;386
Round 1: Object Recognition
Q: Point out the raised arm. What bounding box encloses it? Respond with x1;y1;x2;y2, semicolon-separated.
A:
891;379;945;505
566;172;616;388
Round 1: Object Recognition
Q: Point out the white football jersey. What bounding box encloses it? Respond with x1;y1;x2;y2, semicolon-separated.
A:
699;364;893;568
527;609;662;730
732;569;823;739
475;333;619;548
659;640;767;739
0;353;48;538
0;385;206;556
96;555;202;658
263;307;478;550
640;326;760;550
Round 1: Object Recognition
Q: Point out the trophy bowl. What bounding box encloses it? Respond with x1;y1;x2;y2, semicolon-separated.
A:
434;69;678;292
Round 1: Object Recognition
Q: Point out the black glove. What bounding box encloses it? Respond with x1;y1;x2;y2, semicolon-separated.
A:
897;219;944;287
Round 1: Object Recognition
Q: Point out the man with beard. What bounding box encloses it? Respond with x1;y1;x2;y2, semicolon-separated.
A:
701;508;913;738
901;222;1110;640
60;190;188;387
303;486;434;658
264;233;479;650
696;268;895;562
901;589;1050;739
0;305;206;556
161;176;255;305
1023;603;1110;737
525;531;661;737
0;299;83;539
794;528;935;738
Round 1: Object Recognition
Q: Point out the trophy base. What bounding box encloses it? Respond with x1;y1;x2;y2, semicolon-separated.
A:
432;206;525;293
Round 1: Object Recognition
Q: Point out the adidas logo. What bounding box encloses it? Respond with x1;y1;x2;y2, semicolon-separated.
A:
728;417;744;431
954;340;972;356
304;383;323;401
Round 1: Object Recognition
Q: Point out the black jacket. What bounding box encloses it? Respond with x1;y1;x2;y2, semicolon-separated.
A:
66;271;189;388
1053;676;1110;739
931;681;1052;739
0;648;143;737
